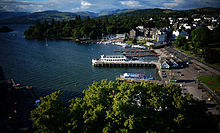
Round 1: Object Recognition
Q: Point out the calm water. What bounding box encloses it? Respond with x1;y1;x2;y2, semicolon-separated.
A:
0;25;159;100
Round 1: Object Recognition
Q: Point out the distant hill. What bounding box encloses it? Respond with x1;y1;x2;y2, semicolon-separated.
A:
113;7;220;17
0;7;219;24
0;11;30;20
0;10;98;24
75;11;98;17
98;9;123;16
97;9;139;16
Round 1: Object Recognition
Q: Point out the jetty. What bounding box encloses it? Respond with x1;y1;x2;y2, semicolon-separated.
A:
123;53;156;57
8;79;39;105
93;61;158;67
116;77;163;84
114;50;149;53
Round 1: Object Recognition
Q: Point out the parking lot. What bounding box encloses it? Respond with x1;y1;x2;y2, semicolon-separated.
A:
156;47;220;114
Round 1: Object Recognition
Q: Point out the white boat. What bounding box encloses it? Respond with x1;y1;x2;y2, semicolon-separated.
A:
131;45;146;49
114;42;131;48
92;55;129;64
120;73;153;80
97;41;112;45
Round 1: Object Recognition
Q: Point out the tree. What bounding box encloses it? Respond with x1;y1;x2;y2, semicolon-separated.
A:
212;25;220;43
32;80;218;132
191;27;211;49
174;36;187;48
31;91;67;133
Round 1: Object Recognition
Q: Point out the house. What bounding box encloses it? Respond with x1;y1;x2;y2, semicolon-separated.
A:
116;33;127;41
157;34;167;42
172;30;187;39
182;23;191;30
194;18;201;22
136;26;144;30
161;61;170;69
136;36;145;41
129;29;136;39
145;42;154;47
170;59;178;68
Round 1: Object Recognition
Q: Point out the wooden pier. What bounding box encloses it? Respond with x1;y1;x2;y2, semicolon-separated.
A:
116;77;163;84
9;79;39;103
93;61;158;68
114;50;149;53
123;53;155;57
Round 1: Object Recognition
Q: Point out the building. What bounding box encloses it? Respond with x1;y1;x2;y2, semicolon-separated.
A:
194;18;201;22
129;29;136;39
145;42;154;47
157;34;167;42
172;30;188;39
161;62;170;69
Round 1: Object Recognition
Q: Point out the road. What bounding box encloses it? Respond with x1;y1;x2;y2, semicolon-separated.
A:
156;46;220;115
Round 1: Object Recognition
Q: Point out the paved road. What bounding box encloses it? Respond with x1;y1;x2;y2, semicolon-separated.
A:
159;47;220;114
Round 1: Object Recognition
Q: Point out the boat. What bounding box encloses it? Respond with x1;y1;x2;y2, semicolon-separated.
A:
92;55;129;64
114;42;131;48
131;45;146;49
92;54;146;65
119;73;153;80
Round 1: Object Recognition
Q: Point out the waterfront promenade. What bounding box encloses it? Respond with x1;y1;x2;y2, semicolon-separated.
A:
155;47;220;115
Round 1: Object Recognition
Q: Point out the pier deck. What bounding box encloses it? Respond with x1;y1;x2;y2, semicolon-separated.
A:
92;61;159;68
116;77;163;84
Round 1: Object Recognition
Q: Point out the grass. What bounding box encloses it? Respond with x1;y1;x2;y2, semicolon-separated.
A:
198;75;220;97
176;47;193;55
176;46;220;69
125;40;133;44
125;40;147;45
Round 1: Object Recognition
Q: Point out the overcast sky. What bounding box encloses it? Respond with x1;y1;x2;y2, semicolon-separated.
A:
0;0;220;13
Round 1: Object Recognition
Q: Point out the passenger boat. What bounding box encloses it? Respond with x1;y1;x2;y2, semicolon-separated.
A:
92;55;144;65
120;73;153;80
92;55;129;64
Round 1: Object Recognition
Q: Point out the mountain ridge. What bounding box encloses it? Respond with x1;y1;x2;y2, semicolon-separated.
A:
0;7;219;24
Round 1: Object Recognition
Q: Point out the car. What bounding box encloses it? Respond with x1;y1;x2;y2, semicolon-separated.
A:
162;75;167;78
179;73;184;76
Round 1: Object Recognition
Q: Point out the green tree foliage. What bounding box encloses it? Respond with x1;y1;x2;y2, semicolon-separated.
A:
174;36;187;48
24;14;171;40
31;91;67;133
191;27;211;48
31;80;218;133
212;25;220;43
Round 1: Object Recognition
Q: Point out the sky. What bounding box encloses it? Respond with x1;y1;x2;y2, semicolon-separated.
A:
0;0;220;13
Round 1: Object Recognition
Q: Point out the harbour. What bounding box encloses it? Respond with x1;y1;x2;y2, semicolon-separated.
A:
0;25;159;100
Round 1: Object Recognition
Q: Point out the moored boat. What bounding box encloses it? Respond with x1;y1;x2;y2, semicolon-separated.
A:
119;73;153;80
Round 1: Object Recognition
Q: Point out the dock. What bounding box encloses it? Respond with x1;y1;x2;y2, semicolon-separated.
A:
8;79;39;103
116;77;163;84
93;61;159;68
123;53;156;57
114;50;149;53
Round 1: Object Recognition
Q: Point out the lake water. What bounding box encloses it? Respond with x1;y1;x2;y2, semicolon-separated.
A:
0;25;159;100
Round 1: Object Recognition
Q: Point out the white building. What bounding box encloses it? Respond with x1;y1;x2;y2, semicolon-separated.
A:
116;34;126;39
145;42;154;47
157;34;167;42
194;18;201;21
183;24;191;30
172;30;187;39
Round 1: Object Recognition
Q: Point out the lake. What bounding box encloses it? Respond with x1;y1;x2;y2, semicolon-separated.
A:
0;25;159;100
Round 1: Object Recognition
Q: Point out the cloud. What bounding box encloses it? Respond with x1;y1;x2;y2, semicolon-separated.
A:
81;1;92;9
0;0;219;13
164;0;220;9
120;1;143;7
